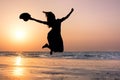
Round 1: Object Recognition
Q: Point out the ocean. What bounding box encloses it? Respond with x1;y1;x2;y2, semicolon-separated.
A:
0;51;120;80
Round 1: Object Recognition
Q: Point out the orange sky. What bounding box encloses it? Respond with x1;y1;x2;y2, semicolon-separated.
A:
0;0;120;51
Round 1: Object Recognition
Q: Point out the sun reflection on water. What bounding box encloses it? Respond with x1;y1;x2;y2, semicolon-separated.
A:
13;56;24;76
13;67;24;76
15;56;22;66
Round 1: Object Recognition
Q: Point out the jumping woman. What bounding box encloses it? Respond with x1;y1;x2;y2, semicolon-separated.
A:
20;8;74;55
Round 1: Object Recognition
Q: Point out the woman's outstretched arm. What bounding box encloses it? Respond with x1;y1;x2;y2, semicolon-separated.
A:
30;18;48;25
60;8;74;22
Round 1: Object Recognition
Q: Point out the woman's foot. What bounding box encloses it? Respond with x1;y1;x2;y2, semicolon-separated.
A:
50;51;53;55
42;44;49;48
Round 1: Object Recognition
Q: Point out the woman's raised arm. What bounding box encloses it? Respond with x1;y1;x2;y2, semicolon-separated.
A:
19;13;48;25
60;8;74;22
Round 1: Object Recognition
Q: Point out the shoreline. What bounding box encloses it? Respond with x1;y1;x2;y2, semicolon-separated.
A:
0;56;120;80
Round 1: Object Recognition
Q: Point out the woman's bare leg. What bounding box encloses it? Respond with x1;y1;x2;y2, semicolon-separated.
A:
42;43;53;55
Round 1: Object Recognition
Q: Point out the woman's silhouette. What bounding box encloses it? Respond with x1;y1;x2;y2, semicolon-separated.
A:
20;8;74;55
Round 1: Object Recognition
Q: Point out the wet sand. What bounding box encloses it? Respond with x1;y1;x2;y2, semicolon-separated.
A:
0;56;120;80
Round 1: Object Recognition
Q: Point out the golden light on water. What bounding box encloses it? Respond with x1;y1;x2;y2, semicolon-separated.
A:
13;56;24;76
13;67;24;76
15;56;22;66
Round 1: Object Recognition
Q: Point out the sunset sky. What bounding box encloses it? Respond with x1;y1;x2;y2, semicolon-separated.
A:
0;0;120;51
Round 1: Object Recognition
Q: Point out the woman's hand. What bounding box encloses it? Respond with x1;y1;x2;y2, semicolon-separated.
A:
71;8;74;12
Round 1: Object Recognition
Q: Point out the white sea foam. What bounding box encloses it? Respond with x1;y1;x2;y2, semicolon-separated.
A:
0;51;120;60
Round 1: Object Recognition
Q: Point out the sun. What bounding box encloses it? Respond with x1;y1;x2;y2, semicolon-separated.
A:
14;29;26;41
15;30;24;39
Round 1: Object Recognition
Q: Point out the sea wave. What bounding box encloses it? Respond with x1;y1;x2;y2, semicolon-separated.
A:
0;51;120;60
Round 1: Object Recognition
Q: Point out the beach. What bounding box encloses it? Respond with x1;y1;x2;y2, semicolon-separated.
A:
0;52;120;80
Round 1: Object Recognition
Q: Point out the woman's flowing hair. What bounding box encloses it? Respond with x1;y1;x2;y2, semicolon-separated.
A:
44;12;56;27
